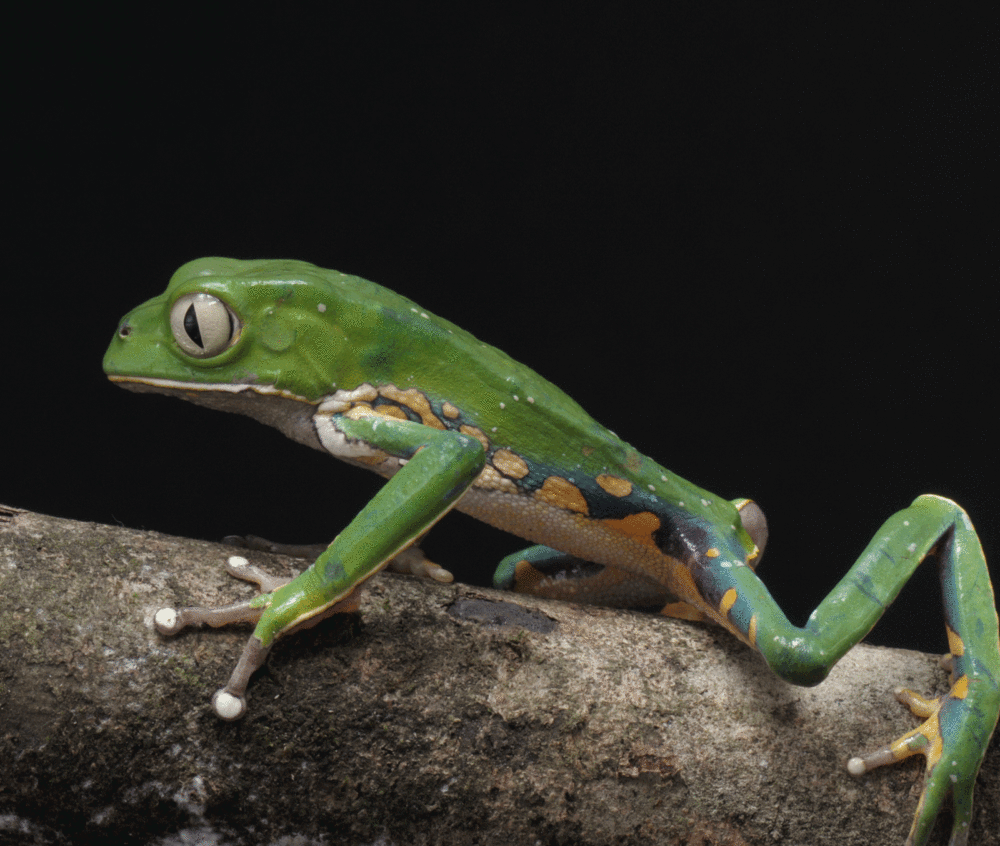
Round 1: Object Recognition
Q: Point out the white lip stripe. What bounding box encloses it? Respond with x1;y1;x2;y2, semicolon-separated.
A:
108;374;313;403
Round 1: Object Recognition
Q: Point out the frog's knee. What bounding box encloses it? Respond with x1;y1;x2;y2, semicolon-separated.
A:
763;640;831;686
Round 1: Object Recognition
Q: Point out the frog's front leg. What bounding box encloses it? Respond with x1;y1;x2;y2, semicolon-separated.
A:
154;414;485;720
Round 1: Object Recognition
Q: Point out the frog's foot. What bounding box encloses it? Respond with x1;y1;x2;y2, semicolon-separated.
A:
210;635;271;720
154;556;291;636
847;681;989;846
384;546;454;583
156;556;365;720
209;588;363;720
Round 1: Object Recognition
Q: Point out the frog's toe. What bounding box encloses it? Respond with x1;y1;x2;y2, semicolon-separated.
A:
208;635;272;720
153;598;268;635
153;555;295;640
386;546;454;583
212;689;248;721
154;607;184;636
224;555;293;593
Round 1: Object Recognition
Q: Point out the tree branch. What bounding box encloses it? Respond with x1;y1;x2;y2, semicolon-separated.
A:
1;505;996;845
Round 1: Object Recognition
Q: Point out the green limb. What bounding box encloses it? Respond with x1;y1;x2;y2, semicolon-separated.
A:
163;414;486;720
254;414;486;646
750;496;996;684
843;498;999;846
750;494;997;846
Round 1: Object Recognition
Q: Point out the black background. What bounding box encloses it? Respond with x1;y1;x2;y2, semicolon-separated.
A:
7;6;994;653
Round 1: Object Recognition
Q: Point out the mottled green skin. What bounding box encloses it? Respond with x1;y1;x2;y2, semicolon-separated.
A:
105;258;998;846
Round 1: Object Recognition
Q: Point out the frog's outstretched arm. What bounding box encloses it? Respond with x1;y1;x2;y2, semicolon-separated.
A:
155;413;485;720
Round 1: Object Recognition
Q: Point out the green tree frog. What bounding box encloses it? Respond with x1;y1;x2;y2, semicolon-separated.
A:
104;258;998;846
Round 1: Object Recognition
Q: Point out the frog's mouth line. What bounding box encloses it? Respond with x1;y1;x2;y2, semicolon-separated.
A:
107;373;310;401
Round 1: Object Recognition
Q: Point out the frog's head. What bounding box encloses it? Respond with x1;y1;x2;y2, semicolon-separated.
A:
104;257;357;404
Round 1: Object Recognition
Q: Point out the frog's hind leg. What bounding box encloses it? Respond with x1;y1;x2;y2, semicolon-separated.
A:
843;527;1000;846
744;496;998;846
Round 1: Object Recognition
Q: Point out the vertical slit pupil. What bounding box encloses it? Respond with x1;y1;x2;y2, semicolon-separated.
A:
184;304;204;349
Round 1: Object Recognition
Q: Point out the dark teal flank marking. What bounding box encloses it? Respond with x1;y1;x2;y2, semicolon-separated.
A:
655;514;710;560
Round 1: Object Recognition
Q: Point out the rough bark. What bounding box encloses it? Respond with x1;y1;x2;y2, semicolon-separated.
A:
1;505;997;846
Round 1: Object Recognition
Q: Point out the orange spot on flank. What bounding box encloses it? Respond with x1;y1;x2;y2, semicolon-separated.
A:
601;512;661;547
492;448;529;479
379;385;445;429
536;476;589;515
374;405;409;421
596;474;632;497
460;424;490;452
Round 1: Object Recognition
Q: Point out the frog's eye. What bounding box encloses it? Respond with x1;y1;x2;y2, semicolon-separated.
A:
170;292;241;358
